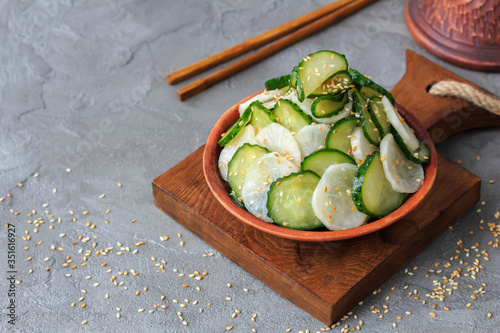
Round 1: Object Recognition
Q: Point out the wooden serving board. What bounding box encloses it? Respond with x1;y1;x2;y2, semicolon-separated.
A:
153;50;500;325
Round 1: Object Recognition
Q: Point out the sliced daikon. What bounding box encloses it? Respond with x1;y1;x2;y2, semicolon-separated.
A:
350;127;379;166
381;96;419;151
380;134;424;193
311;163;368;230
255;123;301;165
293;124;330;159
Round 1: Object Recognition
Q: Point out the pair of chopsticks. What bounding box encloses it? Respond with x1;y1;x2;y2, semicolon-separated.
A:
167;0;378;101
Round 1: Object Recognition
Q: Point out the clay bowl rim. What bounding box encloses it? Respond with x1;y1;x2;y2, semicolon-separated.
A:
203;91;437;242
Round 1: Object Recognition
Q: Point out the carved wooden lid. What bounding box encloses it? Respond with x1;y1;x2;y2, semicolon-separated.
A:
405;0;500;72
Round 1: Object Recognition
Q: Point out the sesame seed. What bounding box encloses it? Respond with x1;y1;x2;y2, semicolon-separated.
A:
81;320;87;325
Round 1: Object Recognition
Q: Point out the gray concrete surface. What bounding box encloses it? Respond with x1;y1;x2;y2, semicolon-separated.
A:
1;0;499;332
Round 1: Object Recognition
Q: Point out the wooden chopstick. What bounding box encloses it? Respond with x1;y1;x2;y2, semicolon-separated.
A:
167;0;356;85
176;0;378;101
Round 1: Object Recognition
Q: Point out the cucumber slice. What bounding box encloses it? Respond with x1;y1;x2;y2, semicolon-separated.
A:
367;96;391;137
265;74;290;90
352;152;405;217
309;70;352;97
293;124;330;159
348;68;395;105
218;125;257;181
325;117;358;155
283;92;354;124
380;134;424;193
273;99;313;134
227;143;270;199
352;90;380;146
311;163;368;230
238;88;288;115
229;190;246;209
360;85;383;100
255;123;301;164
391;127;431;164
296;50;348;101
311;93;348;118
267;171;323;230
282;92;313;115
350;127;378;166
241;153;299;222
219;104;253;146
249;101;276;134
381;96;419;152
301;148;355;177
289;66;299;91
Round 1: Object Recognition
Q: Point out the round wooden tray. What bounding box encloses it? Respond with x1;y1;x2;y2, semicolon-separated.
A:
405;0;500;72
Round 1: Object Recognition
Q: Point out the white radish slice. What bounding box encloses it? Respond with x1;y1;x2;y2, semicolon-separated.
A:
293;124;330;159
262;100;277;110
242;153;299;222
239;88;288;115
311;163;368;230
350;127;379;166
283;92;353;124
218;125;256;181
381;96;419;151
380;134;424;193
255;123;301;165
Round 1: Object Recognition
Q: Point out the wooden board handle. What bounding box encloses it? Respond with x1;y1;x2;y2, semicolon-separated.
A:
391;50;500;143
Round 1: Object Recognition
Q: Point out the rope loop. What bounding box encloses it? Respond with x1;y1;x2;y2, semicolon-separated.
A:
428;80;500;116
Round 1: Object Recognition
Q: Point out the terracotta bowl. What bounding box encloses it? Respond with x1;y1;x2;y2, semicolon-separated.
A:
203;92;437;242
